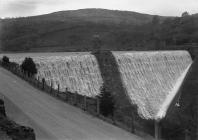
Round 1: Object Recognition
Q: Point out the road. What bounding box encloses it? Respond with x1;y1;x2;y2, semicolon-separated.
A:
0;67;144;140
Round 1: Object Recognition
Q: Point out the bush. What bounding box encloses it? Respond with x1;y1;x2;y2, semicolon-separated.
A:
97;86;115;117
2;56;9;65
21;57;37;77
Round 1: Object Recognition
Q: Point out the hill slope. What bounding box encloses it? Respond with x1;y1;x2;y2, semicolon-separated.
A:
0;9;165;52
0;9;198;52
33;8;156;24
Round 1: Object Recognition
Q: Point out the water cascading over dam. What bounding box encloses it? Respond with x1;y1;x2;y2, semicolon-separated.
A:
35;54;103;97
7;51;192;120
112;51;192;119
9;53;103;97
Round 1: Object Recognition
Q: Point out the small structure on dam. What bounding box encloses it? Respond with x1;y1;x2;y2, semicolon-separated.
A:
8;50;195;139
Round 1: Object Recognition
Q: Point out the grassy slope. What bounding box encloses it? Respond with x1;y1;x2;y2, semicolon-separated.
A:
1;9;198;53
0;9;166;52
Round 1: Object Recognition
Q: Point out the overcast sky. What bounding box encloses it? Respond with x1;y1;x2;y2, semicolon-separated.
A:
0;0;198;18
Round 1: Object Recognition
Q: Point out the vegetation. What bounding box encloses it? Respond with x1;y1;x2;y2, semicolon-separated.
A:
0;9;163;52
21;57;37;77
2;56;10;65
150;13;198;46
92;35;103;51
0;99;35;140
97;86;115;117
0;9;197;55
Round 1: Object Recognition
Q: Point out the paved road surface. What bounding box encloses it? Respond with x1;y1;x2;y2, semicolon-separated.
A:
0;67;144;140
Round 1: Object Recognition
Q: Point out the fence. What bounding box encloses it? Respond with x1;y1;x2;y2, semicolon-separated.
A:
0;62;100;114
0;61;153;139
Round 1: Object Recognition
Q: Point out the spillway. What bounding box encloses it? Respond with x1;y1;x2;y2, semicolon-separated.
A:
113;51;192;119
34;54;103;97
6;53;103;97
5;51;192;120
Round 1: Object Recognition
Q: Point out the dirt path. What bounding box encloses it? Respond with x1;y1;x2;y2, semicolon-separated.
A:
0;67;144;140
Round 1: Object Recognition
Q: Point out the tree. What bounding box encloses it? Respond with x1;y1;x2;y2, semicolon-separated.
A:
182;11;190;17
152;15;160;25
92;34;102;52
2;56;10;65
97;86;115;117
21;57;37;77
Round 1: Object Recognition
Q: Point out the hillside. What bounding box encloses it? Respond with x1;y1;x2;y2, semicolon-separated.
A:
0;9;198;52
0;9;164;52
31;9;157;24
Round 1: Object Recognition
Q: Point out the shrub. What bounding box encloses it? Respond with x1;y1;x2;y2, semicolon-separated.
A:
2;56;10;65
21;57;37;77
92;35;102;52
97;86;115;117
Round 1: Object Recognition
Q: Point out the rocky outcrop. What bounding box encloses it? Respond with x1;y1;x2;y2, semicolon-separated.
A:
0;99;35;140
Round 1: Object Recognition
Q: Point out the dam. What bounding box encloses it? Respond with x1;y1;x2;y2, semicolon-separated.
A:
4;51;192;120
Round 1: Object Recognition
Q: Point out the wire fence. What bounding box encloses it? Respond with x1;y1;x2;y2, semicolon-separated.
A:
0;60;156;139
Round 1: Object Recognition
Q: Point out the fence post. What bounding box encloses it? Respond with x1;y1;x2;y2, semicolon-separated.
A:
65;88;68;101
84;95;87;111
22;70;25;78
30;76;33;84
24;71;26;79
131;112;135;133
25;72;29;81
155;121;160;140
74;92;77;106
96;97;100;115
26;71;28;80
185;129;190;140
57;84;60;96
37;76;40;88
0;99;6;117
19;68;22;76
50;80;53;93
42;78;45;90
32;77;36;86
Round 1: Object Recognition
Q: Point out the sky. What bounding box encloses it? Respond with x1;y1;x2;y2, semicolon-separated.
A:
0;0;198;18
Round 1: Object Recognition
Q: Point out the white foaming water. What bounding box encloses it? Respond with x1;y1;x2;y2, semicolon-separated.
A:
36;54;103;97
113;51;192;119
7;53;103;97
155;63;191;121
